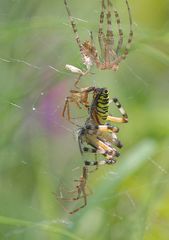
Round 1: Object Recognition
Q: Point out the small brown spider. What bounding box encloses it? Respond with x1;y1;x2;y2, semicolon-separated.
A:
97;0;133;70
62;86;95;122
64;0;133;86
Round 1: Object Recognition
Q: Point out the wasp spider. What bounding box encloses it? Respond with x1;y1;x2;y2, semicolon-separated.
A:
77;88;128;167
64;0;133;86
57;89;128;213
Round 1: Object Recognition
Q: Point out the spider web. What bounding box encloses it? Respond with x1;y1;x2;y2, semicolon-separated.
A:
0;0;169;239
2;50;169;240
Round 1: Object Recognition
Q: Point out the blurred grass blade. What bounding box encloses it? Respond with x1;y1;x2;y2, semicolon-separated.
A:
90;139;157;202
0;216;82;240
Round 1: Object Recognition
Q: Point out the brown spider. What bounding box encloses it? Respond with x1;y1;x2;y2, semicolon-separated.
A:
56;166;90;214
97;0;133;70
62;86;95;122
64;0;133;86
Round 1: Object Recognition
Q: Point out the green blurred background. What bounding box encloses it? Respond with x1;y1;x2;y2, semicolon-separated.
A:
0;0;169;239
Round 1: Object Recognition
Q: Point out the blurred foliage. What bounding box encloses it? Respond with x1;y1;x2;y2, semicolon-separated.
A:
0;0;169;239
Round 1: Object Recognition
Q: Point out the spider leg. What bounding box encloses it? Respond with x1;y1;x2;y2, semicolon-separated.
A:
107;97;128;123
75;100;83;109
55;167;89;214
74;73;84;88
68;167;89;214
64;65;85;88
114;7;123;55
113;0;133;65
85;158;117;166
62;97;69;119
104;0;115;65
78;136;84;155
82;146;103;171
63;87;95;122
62;96;82;124
84;145;119;164
69;192;87;214
96;127;123;148
99;158;117;165
86;148;119;165
83;146;98;153
85;123;119;133
84;154;99;171
95;125;119;133
74;66;94;87
83;145;118;160
97;136;120;157
112;97;128;119
56;178;84;197
98;0;106;60
85;160;98;167
58;186;78;196
123;0;133;59
110;133;123;148
83;133;119;158
56;177;87;199
90;31;94;46
80;86;96;104
81;127;122;168
64;0;83;55
56;191;88;215
88;31;101;68
62;97;71;121
107;115;128;123
85;134;112;154
56;194;85;202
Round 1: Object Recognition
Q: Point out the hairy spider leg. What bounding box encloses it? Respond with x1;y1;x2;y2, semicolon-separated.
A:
113;0;133;64
107;97;128;123
64;0;82;56
98;0;106;59
105;0;114;65
111;2;124;55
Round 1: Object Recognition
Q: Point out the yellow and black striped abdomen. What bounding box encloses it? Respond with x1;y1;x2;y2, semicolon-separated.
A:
90;88;109;125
